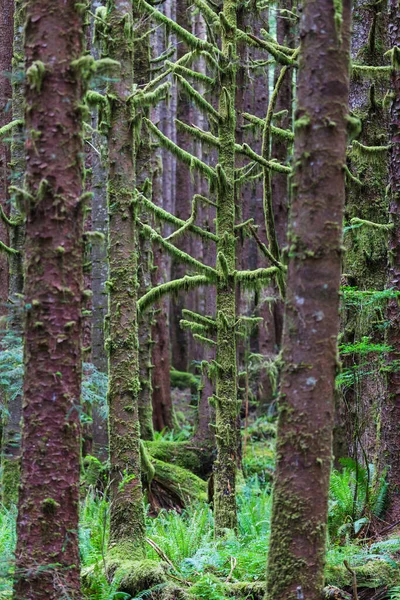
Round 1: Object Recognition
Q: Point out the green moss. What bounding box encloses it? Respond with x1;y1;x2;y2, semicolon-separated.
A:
150;458;208;504
325;560;399;589
41;498;61;514
1;458;20;507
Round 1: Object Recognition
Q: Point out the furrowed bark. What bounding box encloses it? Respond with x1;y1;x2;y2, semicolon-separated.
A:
214;0;238;536
265;1;351;599
381;1;400;523
106;0;146;560
13;0;84;596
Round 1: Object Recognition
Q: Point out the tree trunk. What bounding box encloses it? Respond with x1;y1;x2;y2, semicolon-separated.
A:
89;0;109;463
170;0;192;373
381;2;400;523
341;0;389;466
0;0;12;319
0;0;15;507
214;0;238;536
135;9;155;442
13;0;84;596
1;0;26;508
106;0;146;561
266;2;351;599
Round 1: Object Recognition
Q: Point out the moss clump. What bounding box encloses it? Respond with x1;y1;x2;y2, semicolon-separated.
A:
82;455;108;488
148;458;208;509
107;558;167;596
170;369;200;393
1;458;20;507
325;559;399;590
145;440;214;478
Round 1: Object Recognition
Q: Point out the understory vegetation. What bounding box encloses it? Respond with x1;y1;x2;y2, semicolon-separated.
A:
0;420;399;600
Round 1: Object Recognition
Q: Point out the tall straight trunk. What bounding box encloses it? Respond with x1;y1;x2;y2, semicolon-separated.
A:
381;3;400;523
106;0;145;560
0;0;14;506
214;0;238;536
266;2;351;599
1;0;26;507
342;0;389;465
0;0;12;317
13;0;84;596
90;0;109;463
151;28;173;433
135;9;155;442
170;0;192;373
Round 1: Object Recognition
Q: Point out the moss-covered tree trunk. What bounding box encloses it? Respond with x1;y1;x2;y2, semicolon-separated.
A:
341;0;389;466
214;0;238;536
90;0;109;463
134;9;155;442
12;0;84;596
0;0;15;505
381;3;400;523
265;1;351;599
106;0;146;561
1;0;26;508
0;0;12;317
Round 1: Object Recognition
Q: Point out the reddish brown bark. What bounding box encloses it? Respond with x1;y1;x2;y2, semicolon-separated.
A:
266;2;351;598
169;0;192;373
0;0;13;318
381;4;400;523
13;1;84;597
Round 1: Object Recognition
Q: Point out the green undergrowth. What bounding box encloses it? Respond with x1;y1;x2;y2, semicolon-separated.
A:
1;468;400;598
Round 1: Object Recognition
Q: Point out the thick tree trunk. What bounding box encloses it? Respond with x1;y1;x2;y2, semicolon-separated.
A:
381;3;400;523
106;0;146;560
265;2;351;599
13;0;84;596
214;0;238;536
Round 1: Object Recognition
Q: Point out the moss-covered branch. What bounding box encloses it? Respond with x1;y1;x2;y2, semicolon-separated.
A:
238;143;291;173
138;275;213;314
136;191;217;241
0;119;24;139
175;74;220;120
138;220;218;277
138;0;220;55
242;112;294;141
144;118;216;182
350;217;393;232
236;267;279;287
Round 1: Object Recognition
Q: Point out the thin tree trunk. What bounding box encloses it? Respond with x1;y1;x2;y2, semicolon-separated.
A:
0;0;12;317
170;0;192;373
1;0;26;507
214;0;238;536
0;0;15;506
266;2;351;598
135;9;155;441
90;0;109;463
381;2;400;523
106;0;145;561
13;0;84;596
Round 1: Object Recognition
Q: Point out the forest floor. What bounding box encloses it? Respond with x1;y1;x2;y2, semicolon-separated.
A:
1;398;400;599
